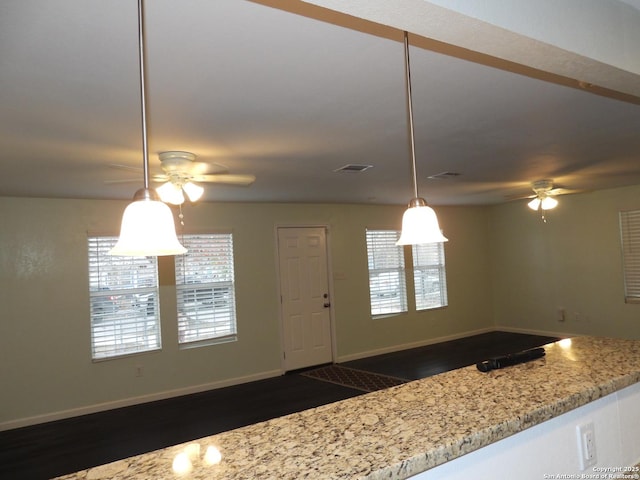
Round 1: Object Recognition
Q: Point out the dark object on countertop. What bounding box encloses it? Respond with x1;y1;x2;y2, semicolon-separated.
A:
476;347;546;372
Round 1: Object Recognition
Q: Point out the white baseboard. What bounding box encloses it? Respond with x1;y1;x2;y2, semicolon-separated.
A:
495;325;579;339
336;327;496;363
0;369;282;432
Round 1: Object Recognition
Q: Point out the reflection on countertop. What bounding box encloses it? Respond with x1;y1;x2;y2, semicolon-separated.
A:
55;336;640;480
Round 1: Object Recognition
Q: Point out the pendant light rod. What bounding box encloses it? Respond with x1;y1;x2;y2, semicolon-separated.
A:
137;0;150;190
403;31;419;200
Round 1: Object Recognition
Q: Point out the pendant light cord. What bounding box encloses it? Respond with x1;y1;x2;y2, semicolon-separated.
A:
137;0;150;191
403;31;419;200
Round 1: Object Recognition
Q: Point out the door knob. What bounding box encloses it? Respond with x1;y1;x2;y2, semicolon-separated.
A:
323;302;331;308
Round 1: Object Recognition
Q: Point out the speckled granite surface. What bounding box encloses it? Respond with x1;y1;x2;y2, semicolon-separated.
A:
54;336;640;480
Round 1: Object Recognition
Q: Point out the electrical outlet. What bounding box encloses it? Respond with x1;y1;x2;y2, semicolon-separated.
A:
576;422;597;470
135;365;143;377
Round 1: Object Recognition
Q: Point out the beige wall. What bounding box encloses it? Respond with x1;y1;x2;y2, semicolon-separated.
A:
3;183;638;427
0;197;493;426
4;183;638;427
490;183;640;338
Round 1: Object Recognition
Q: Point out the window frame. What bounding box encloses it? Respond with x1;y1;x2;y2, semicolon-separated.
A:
620;209;640;304
174;232;238;347
87;236;161;361
412;242;448;311
365;229;408;316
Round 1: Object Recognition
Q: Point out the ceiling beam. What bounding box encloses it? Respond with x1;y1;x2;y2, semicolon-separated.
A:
252;0;640;104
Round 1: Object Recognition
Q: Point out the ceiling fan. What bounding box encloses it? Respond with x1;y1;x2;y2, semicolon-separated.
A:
108;151;256;205
509;179;582;220
526;179;583;209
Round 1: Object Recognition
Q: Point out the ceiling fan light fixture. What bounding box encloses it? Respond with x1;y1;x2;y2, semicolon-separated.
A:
527;197;541;211
396;31;447;246
183;181;204;202
541;196;558;210
157;181;186;205
110;188;187;256
109;0;185;256
528;195;558;211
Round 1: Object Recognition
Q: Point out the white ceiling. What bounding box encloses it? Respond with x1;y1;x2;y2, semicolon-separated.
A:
1;0;639;206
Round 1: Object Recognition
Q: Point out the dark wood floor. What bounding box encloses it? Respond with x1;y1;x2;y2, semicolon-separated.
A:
0;331;558;480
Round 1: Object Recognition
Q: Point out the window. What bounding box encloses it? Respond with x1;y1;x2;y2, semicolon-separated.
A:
366;230;408;315
620;210;640;303
412;242;448;310
175;233;237;344
88;236;161;360
366;230;448;316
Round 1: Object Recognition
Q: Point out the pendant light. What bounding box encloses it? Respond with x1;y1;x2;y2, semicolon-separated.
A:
396;32;448;246
109;0;186;256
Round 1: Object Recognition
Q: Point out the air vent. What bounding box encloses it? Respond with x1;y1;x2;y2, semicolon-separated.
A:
427;172;461;180
334;164;373;173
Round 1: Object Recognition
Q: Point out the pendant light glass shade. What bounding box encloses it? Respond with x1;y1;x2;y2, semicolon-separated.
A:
110;189;187;256
397;198;448;245
397;31;447;246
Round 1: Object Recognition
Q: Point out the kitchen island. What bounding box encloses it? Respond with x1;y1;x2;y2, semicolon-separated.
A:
56;336;640;479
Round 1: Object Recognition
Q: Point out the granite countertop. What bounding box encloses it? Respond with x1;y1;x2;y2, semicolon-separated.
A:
55;336;640;480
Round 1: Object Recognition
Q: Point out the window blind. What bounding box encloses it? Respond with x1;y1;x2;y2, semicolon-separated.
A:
412;242;448;310
88;236;161;360
175;233;237;344
366;230;408;315
620;210;640;303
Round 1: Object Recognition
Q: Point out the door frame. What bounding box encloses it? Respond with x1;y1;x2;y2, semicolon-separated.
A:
274;224;337;373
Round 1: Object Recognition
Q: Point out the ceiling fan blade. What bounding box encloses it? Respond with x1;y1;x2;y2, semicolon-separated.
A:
151;174;170;182
108;163;142;173
504;193;536;201
548;187;584;196
193;174;256;186
191;161;227;175
104;178;140;184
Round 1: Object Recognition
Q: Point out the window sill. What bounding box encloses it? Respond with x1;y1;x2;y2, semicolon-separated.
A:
179;334;237;350
371;311;408;320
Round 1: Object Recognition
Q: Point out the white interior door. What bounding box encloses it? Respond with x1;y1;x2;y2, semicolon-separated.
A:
278;227;333;371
